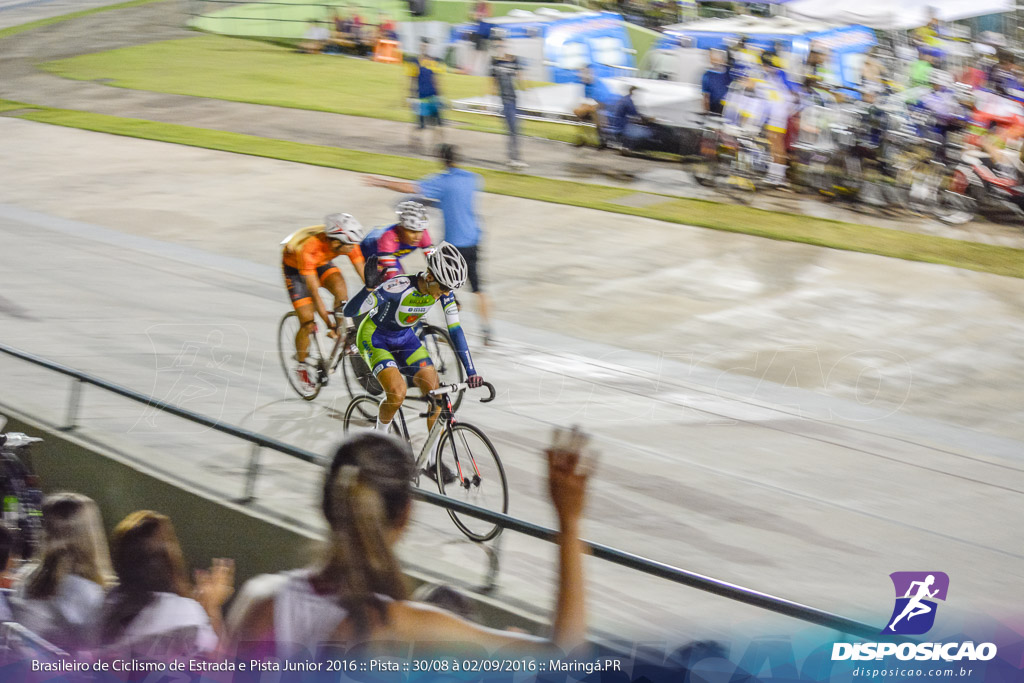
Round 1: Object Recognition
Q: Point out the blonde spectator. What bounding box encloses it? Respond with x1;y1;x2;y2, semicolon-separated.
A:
11;492;113;651
99;511;234;655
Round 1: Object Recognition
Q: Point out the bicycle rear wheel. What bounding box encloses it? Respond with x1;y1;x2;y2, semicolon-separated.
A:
419;324;464;412
340;326;383;419
278;311;322;401
436;423;508;542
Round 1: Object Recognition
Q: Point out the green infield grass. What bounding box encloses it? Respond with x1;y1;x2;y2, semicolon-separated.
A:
42;34;585;142
189;0;586;38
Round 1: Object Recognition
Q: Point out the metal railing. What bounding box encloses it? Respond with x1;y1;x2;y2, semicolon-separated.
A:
0;342;880;639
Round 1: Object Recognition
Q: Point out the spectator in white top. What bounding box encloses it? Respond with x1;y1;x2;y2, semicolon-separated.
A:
11;493;113;651
99;511;234;655
226;431;590;659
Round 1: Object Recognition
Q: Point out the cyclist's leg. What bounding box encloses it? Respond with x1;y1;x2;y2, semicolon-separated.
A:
376;366;406;426
293;304;317;362
320;265;347;310
412;364;441;430
388;329;436;426
356;318;406;427
284;264;317;362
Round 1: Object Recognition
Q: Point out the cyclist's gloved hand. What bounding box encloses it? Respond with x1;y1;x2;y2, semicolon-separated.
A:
363;255;385;290
467;374;484;389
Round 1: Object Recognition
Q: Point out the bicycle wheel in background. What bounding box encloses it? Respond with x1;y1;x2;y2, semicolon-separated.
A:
278;311;322;401
341;350;382;419
419;324;465;412
342;395;380;433
692;129;721;188
436;423;508;542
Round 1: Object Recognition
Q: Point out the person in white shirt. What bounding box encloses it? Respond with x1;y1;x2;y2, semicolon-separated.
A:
99;511;234;656
11;493;113;651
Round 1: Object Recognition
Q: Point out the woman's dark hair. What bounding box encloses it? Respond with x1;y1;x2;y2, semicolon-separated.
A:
25;492;112;599
100;511;191;643
317;432;415;636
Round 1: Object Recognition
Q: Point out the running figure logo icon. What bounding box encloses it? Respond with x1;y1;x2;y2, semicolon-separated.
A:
883;572;949;635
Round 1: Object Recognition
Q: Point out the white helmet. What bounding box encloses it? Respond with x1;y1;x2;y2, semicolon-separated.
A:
324;213;364;244
396;200;429;232
426;242;468;290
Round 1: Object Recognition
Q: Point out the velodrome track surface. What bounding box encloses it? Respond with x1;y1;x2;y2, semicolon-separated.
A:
1;117;1023;644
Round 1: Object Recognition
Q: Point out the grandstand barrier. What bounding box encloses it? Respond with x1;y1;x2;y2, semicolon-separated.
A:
0;409;544;634
0;343;880;640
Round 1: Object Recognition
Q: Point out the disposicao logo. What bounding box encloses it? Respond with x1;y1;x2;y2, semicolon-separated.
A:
883;571;948;635
831;572;997;662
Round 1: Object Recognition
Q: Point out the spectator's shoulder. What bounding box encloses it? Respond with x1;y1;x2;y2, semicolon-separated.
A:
236;573;289;604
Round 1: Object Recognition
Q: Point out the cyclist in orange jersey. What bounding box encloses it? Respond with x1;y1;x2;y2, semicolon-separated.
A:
281;213;366;391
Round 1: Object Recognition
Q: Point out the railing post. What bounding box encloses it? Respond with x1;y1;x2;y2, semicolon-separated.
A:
62;378;84;431
239;443;262;504
482;530;503;594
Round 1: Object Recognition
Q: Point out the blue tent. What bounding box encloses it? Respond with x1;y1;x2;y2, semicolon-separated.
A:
452;11;636;83
658;17;876;90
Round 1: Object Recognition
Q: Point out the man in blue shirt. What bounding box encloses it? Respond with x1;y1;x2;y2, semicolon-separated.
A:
490;39;527;169
606;86;651;151
362;144;494;344
701;49;731;115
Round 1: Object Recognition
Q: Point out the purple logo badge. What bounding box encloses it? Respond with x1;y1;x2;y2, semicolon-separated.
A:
882;572;949;635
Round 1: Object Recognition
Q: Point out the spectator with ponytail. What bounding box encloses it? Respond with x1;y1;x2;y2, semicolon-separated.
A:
227;430;590;658
11;492;113;651
99;511;234;655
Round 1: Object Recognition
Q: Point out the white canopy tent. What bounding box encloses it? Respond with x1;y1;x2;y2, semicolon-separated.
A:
783;0;1014;30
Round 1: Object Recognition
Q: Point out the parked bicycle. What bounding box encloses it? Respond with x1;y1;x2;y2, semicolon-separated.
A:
277;308;465;410
342;381;508;542
694;116;772;203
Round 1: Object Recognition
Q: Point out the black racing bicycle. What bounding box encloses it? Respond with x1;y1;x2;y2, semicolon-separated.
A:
342;382;507;542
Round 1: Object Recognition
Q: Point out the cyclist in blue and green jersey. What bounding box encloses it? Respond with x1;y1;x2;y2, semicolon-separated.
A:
343;242;483;482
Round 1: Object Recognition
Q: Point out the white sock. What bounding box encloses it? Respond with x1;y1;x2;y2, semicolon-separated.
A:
375;415;392;433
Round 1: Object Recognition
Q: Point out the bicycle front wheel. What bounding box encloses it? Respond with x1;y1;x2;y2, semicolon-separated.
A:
437;423;508;542
278;311;322;401
342;395;380;434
